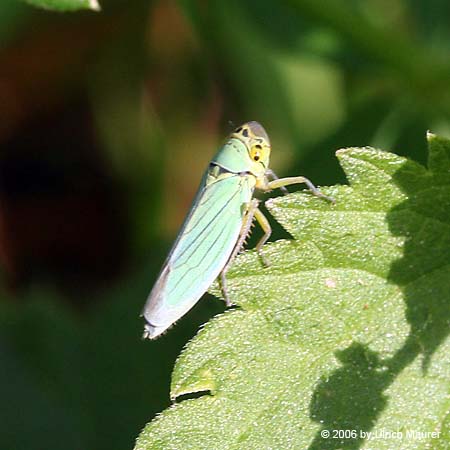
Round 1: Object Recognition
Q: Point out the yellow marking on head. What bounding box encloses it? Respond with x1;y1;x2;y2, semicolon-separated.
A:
250;143;263;162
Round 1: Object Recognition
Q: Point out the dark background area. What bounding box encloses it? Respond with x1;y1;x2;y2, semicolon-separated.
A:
1;1;449;449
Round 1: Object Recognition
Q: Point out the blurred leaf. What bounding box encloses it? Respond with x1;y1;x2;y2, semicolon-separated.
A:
0;290;89;450
135;133;450;449
0;1;30;46
0;258;224;450
22;0;100;12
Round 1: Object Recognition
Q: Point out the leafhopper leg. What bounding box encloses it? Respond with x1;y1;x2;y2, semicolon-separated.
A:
253;207;272;267
219;198;260;306
267;176;335;203
265;169;289;195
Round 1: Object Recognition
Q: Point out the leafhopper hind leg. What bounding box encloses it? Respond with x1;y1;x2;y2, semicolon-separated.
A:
219;199;270;306
267;175;335;203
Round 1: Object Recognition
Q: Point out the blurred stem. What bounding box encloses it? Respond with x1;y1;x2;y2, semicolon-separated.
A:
286;0;450;100
370;99;409;150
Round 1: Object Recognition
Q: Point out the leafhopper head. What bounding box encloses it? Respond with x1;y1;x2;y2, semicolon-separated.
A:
231;121;271;175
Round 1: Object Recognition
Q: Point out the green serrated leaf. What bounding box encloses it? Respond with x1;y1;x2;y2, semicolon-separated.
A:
22;0;100;12
135;134;450;449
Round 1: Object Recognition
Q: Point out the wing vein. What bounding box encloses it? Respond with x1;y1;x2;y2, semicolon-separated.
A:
171;177;243;262
167;217;234;296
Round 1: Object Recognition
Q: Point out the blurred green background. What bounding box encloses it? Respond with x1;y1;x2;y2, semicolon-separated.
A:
1;0;450;449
